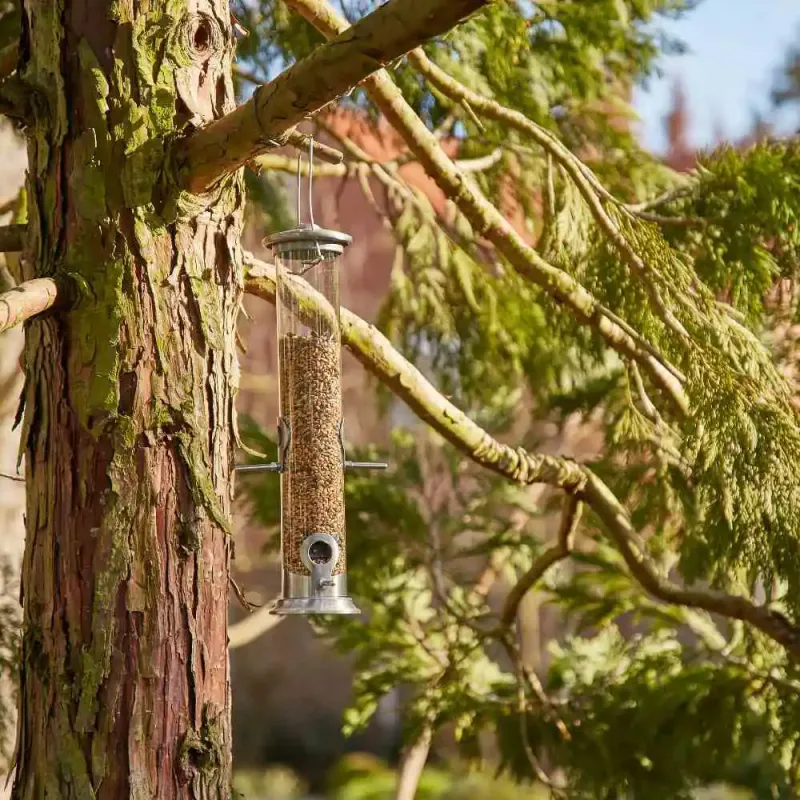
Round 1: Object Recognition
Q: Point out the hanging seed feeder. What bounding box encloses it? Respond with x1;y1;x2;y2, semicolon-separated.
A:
236;140;387;615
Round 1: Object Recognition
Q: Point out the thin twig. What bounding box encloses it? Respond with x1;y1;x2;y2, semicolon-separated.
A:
228;576;263;612
284;129;344;164
500;495;582;628
0;472;24;483
626;186;694;213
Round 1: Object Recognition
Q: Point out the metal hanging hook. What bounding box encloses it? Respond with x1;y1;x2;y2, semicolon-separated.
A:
295;136;324;272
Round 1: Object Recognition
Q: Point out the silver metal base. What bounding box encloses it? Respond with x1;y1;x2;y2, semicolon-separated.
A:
272;569;360;616
271;596;361;615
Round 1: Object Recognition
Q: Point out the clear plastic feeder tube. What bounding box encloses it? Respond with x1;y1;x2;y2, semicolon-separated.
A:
266;224;358;615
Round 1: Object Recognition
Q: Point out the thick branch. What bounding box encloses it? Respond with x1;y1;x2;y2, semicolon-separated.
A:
0;224;24;252
0;278;61;333
177;0;489;193
500;496;582;628
243;254;800;658
283;0;688;415
244;254;587;492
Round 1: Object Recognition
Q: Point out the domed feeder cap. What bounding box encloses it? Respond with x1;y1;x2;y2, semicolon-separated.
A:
263;223;352;259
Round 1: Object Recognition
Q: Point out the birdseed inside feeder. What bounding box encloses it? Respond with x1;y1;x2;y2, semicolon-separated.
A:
236;140;386;615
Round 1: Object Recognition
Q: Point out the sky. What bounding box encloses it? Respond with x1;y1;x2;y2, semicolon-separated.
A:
633;0;800;154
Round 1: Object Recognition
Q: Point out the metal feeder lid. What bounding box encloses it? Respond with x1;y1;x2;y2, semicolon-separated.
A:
263;223;353;258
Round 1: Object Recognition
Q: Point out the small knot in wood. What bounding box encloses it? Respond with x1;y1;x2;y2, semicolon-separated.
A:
181;13;224;63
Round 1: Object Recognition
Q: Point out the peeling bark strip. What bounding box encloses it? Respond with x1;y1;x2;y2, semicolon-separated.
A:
177;0;491;193
15;1;241;797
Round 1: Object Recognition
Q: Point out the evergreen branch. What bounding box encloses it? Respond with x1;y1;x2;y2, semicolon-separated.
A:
0;223;23;252
281;0;689;415
581;472;800;659
500;496;583;628
0;277;62;333
243;253;800;658
408;49;692;343
175;0;490;193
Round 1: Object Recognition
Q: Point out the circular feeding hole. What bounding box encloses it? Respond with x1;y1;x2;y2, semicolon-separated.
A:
308;540;333;565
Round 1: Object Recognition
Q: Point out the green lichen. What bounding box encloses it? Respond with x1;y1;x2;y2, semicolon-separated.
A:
177;434;232;535
75;455;135;734
179;705;227;792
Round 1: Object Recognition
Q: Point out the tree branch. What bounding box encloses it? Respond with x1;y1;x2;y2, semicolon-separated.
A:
243;253;800;658
244;253;587;492
283;129;343;164
0;224;24;253
255;143;503;178
392;726;432;800
0;278;62;333
282;0;689;415
228;604;283;649
176;0;489;193
500;496;583;628
582;473;800;658
410;50;694;338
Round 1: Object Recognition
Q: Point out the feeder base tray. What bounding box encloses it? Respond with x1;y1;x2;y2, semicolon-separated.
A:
270;596;361;616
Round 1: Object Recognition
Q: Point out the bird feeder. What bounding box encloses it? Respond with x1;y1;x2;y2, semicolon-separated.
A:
237;140;386;615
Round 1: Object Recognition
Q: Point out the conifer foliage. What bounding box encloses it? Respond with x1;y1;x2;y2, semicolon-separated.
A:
238;1;800;796
3;0;800;797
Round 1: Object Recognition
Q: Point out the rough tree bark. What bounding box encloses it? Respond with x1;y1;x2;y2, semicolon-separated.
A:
13;1;242;796
4;0;490;795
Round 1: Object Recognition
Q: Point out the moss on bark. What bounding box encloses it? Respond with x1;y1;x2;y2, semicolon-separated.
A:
13;2;242;797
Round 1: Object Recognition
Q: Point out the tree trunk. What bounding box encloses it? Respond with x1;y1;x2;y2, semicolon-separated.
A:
0;120;27;800
14;1;242;797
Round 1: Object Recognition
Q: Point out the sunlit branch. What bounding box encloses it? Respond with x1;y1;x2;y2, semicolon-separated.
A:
0;277;62;334
282;0;689;416
176;0;489;193
243;253;800;659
